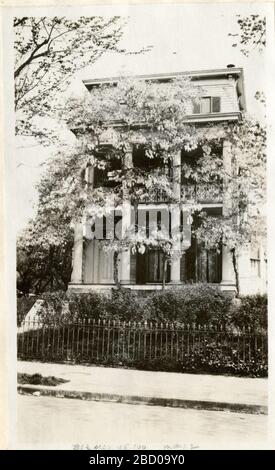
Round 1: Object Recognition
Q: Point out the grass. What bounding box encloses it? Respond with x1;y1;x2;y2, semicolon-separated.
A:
18;373;69;386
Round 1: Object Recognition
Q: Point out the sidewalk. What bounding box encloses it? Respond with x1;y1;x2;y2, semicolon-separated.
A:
17;361;268;414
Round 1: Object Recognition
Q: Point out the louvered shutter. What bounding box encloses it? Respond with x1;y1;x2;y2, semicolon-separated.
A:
193;101;200;114
212;97;221;112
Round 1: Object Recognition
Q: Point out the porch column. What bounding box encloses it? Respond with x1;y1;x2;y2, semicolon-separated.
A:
220;140;236;291
221;246;236;290
222;140;232;213
85;163;94;188
120;201;131;284
172;150;181;201
71;222;83;283
169;205;181;283
120;145;133;285
169;151;182;284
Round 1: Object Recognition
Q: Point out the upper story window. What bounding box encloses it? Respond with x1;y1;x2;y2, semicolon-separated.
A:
193;96;221;114
181;146;204;185
133;146;172;175
181;144;223;203
93;150;121;188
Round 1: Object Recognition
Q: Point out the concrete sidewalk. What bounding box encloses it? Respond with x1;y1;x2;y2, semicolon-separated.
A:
17;361;268;414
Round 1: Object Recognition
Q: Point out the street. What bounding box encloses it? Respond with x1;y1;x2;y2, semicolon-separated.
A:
17;395;267;450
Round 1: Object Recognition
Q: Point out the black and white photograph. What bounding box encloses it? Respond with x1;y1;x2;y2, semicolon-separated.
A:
1;0;274;451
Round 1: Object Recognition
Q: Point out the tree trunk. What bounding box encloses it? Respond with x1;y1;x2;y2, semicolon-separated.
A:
231;248;240;297
113;251;120;288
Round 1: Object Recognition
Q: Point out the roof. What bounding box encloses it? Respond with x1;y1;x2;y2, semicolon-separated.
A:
83;67;244;87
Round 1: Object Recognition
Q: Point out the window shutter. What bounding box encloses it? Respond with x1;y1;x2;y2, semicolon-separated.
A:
130;252;137;283
193;101;200;114
212;97;221;113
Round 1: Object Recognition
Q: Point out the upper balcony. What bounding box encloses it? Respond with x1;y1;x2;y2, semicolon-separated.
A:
91;144;224;206
142;182;223;204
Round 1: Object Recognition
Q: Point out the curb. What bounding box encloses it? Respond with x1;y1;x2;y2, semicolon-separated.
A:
17;385;267;415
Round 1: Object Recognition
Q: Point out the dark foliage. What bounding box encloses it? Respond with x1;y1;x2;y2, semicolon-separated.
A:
18;373;69;386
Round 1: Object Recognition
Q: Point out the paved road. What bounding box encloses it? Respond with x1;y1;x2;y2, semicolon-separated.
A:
17;395;268;450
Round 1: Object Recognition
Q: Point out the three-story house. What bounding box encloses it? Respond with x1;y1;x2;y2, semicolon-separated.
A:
68;66;267;295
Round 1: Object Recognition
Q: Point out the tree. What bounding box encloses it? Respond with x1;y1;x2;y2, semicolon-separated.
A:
14;16;129;139
195;119;266;296
17;217;73;295
225;13;267;295
229;14;267;107
229;14;266;57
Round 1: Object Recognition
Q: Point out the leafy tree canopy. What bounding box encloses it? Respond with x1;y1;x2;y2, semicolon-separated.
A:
14;16;133;138
229;14;266;56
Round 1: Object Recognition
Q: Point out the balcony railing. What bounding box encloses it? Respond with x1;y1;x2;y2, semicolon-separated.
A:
139;170;174;203
144;183;223;204
181;183;223;203
93;172;223;204
144;187;173;203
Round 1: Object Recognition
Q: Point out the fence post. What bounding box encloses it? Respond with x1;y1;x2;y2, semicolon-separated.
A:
143;320;147;359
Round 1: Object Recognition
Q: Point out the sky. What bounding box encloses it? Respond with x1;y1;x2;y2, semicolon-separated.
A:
14;2;272;232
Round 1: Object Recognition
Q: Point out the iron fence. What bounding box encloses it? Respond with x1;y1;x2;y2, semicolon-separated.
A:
17;317;267;374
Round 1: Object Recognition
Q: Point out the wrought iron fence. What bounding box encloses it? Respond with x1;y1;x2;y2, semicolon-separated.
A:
17;317;267;375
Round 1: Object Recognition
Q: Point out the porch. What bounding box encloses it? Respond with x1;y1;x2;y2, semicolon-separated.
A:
68;240;236;294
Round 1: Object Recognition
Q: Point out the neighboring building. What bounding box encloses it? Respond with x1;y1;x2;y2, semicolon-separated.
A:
68;66;267;295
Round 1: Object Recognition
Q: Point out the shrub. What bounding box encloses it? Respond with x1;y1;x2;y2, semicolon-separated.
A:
38;288;146;324
229;294;267;331
39;290;106;323
17;295;38;326
38;290;69;323
35;287;267;332
104;289;145;321
18;373;69;386
143;284;232;325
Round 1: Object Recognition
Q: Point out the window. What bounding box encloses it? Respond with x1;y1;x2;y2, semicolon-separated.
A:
93;151;121;188
133;145;172;174
181;146;203;185
136;249;171;284
250;247;261;277
193;96;221;114
201;97;211;114
181;144;223;202
181;209;223;283
114;213;122;240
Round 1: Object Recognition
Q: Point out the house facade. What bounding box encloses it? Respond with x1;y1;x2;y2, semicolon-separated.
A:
68;67;267;296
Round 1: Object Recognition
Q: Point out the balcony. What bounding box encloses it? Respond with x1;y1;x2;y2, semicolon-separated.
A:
138;182;223;204
93;167;223;205
181;183;223;204
141;175;174;203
